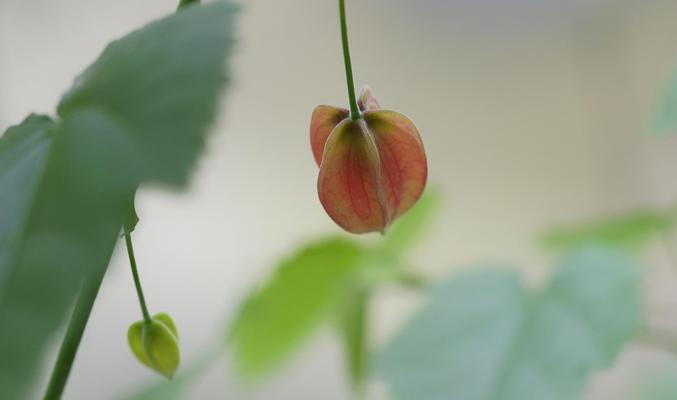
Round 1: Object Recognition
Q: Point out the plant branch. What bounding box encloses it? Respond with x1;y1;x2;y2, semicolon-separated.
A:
339;0;360;120
43;267;108;400
124;230;151;323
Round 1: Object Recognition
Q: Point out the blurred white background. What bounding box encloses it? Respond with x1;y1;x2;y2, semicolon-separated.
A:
4;0;677;398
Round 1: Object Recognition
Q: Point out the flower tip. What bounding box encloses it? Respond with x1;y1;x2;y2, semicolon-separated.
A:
358;85;381;111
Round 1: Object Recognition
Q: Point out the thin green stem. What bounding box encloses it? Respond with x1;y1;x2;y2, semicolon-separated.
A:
339;0;360;120
44;267;107;400
124;231;151;323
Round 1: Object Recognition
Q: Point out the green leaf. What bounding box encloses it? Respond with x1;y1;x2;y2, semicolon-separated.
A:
380;189;441;256
229;238;366;378
337;287;369;396
633;365;677;400
57;1;237;186
0;3;238;397
652;71;677;135
0;109;138;400
124;195;140;234
375;247;642;400
0;114;54;284
540;209;675;253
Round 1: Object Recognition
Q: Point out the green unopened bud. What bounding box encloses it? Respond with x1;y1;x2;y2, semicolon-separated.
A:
128;313;180;379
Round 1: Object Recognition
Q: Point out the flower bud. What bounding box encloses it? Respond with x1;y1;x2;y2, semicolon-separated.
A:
128;313;180;379
357;85;381;111
310;87;427;233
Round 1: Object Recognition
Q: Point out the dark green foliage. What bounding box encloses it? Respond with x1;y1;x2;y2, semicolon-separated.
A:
0;2;238;397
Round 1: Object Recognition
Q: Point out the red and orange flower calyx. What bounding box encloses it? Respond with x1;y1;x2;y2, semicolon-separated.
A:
310;86;427;234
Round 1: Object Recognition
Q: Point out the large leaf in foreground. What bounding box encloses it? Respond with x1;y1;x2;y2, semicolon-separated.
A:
229;238;366;378
0;115;54;285
375;247;642;400
0;3;237;398
58;2;237;186
0;115;56;398
0;110;138;400
540;209;675;253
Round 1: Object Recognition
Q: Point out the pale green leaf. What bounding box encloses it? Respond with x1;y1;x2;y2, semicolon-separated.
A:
633;366;677;400
229;238;366;378
0;114;54;286
375;247;642;400
380;190;441;256
337;287;369;394
652;71;677;135
540;209;675;253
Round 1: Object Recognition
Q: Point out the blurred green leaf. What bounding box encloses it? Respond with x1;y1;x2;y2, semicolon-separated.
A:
0;3;238;397
375;247;642;400
633;365;677;400
337;287;369;395
0;108;139;400
652;71;677;135
57;2;237;186
228;192;441;380
0;114;54;283
229;238;367;378
380;190;441;256
540;209;675;253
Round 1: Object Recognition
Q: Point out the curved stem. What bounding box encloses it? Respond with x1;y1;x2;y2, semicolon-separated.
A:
124;231;151;323
44;267;107;400
339;0;360;120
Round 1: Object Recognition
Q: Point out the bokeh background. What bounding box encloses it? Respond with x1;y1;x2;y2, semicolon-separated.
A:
4;0;677;398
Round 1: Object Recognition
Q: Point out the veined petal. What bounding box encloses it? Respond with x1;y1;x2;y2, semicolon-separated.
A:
317;119;387;233
310;105;349;166
358;85;381;111
363;110;427;219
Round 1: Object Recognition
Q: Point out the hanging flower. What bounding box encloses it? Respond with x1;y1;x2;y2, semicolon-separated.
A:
311;86;427;234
